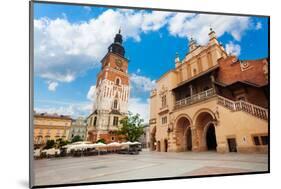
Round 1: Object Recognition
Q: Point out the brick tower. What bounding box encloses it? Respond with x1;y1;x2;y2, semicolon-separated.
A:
87;30;130;143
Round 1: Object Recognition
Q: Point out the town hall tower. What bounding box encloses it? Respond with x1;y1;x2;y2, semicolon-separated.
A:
87;30;130;143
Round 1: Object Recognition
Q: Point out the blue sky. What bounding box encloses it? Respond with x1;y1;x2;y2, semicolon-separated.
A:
33;2;268;122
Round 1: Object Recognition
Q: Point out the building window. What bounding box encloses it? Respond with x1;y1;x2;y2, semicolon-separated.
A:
162;116;167;125
113;116;119;126
253;135;268;146
193;68;197;75
253;136;260;145
93;117;97;126
113;100;118;109
37;136;43;144
261;136;268;145
112;136;115;141
161;95;167;108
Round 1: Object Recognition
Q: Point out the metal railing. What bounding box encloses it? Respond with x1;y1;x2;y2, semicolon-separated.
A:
217;96;268;120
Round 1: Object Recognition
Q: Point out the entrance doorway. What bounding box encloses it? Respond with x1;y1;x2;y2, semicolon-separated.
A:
164;139;168;152
175;116;192;152
206;124;217;150
227;138;237;152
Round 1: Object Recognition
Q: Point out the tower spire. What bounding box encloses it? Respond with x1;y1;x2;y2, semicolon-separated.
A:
108;29;125;57
208;26;216;39
189;35;197;52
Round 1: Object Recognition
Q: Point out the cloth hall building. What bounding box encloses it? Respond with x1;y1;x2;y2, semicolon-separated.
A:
149;28;268;153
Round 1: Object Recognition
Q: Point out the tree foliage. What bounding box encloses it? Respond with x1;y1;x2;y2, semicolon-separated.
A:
56;138;70;148
96;138;105;144
118;111;144;142
44;140;55;149
71;135;83;143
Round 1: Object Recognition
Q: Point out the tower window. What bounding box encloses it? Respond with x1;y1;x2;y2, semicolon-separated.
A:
162;116;167;124
113;100;118;109
116;78;120;85
161;95;167;108
113;117;119;126
93;117;97;126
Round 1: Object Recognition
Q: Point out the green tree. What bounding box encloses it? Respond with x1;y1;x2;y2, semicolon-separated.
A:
56;138;70;148
96;138;105;144
44;140;55;149
71;135;83;143
118;111;144;142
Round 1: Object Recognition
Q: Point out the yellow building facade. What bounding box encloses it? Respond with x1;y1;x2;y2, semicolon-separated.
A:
149;29;268;153
34;113;72;147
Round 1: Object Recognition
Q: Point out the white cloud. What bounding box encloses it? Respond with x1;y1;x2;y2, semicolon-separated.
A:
35;10;258;91
47;81;58;91
34;10;174;87
255;22;262;30
87;85;96;102
141;11;173;32
136;68;141;73
168;13;252;44
128;97;150;123
130;73;156;92
35;102;92;118
225;41;241;56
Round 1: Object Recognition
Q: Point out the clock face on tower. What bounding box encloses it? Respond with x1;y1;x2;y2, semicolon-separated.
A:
115;58;123;67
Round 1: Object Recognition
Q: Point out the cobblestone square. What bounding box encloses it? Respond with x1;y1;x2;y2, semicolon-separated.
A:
34;150;268;186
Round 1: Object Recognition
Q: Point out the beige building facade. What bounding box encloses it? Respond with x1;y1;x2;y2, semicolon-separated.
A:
68;117;88;141
149;29;268;153
34;113;72;148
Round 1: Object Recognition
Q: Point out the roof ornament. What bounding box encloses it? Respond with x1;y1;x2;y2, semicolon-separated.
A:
208;25;216;39
175;52;180;63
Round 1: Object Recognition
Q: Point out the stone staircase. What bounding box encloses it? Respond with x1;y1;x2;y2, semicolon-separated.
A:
217;95;268;120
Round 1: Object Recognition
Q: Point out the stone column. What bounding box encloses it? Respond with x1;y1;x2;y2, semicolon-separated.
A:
171;90;176;107
191;126;199;151
189;85;193;96
210;74;217;95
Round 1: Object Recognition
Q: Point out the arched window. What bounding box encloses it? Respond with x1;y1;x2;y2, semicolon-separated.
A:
93;117;97;126
115;78;120;85
114;100;118;109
